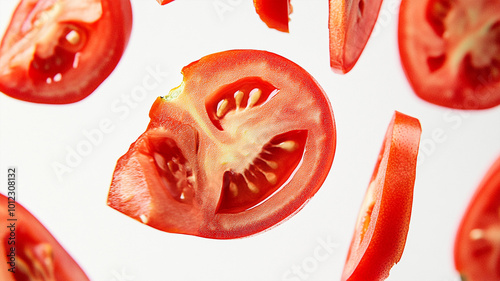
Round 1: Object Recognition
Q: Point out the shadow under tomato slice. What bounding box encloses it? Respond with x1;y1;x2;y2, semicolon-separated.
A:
398;0;500;109
329;0;384;74
107;49;336;239
341;111;421;281
0;194;89;281
0;0;132;104
454;155;500;281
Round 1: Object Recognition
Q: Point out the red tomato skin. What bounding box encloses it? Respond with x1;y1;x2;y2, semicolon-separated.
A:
341;111;421;281
0;194;90;281
454;155;500;281
253;0;291;32
108;50;336;239
398;0;500;109
0;0;133;104
329;0;384;74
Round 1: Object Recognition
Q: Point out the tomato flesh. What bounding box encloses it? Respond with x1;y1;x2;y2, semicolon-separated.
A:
253;0;292;32
0;0;132;104
341;111;421;281
329;0;384;74
454;156;500;281
108;50;336;239
157;0;174;5
0;194;90;281
399;0;500;109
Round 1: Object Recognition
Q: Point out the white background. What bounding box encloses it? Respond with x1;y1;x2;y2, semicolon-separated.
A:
1;0;500;280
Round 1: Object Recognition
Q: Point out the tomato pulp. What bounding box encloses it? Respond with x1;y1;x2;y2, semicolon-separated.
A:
108;50;336;239
329;0;384;74
341;111;421;281
0;194;90;281
454;155;500;281
399;0;500;109
0;0;132;104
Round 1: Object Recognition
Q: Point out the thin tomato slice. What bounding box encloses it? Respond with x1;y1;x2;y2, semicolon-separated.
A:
399;0;500;109
0;0;132;104
341;111;421;281
253;0;292;33
157;0;174;5
108;50;336;239
0;194;90;281
329;0;384;74
454;155;500;281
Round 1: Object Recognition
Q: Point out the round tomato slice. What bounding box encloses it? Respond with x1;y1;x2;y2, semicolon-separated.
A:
0;0;132;104
329;0;384;74
454;155;500;281
0;194;89;281
253;0;292;33
341;111;421;281
108;49;336;239
399;0;500;109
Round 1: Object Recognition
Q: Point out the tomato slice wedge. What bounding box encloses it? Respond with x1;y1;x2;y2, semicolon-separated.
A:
156;0;174;5
398;0;500;109
0;0;132;104
341;111;421;281
107;49;336;239
0;194;90;281
329;0;384;74
253;0;292;33
454;155;500;281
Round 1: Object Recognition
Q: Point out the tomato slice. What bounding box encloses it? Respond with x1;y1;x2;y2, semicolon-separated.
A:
156;0;174;4
0;0;132;104
454;155;500;281
341;111;421;281
0;194;89;281
253;0;292;33
329;0;384;74
107;49;336;239
398;0;500;109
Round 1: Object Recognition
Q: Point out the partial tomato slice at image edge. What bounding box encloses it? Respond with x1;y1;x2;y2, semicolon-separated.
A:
0;194;90;281
0;0;133;104
108;50;336;239
253;0;292;33
341;111;422;281
329;0;384;74
398;0;500;109
454;155;500;281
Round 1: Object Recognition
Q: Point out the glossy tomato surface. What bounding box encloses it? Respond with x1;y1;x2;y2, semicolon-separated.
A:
0;194;89;281
454;155;500;281
398;0;500;109
108;49;336;239
329;0;384;74
253;0;292;33
0;0;132;104
341;111;421;281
